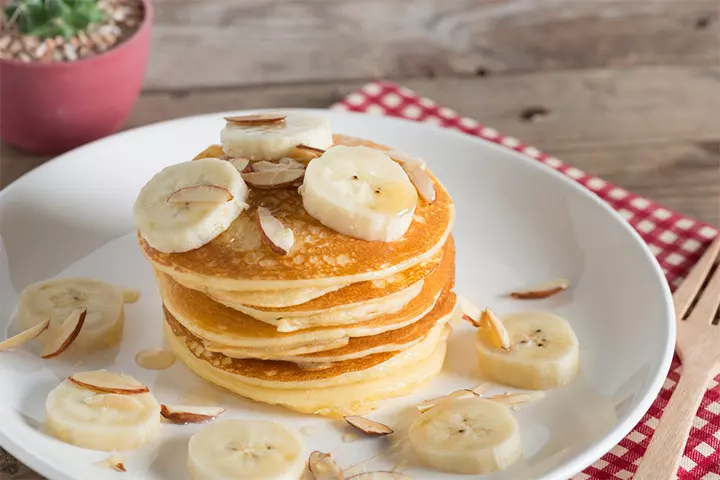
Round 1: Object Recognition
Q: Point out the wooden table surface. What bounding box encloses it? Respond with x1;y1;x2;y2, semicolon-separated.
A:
0;1;719;476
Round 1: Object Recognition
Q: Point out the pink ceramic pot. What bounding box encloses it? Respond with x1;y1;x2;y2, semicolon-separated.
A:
0;0;153;155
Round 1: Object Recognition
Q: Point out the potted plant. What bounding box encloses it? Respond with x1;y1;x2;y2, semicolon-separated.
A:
0;0;152;155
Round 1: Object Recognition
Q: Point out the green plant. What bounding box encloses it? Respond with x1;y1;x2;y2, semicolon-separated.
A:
4;0;105;39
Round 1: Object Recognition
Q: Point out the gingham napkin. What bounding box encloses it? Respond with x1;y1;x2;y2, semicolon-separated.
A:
332;81;720;479
1;83;718;480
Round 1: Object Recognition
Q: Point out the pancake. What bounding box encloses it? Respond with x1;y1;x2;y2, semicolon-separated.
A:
180;283;347;308
214;280;423;329
164;319;447;417
206;290;457;364
164;308;451;389
157;238;455;348
211;243;445;325
140;135;455;291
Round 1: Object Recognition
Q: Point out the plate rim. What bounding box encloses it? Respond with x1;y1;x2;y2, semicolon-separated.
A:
0;107;676;480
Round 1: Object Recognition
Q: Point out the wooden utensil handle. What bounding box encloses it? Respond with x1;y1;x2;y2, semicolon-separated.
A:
633;365;712;480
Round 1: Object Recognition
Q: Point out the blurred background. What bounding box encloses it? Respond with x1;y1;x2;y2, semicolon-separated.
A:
0;0;718;225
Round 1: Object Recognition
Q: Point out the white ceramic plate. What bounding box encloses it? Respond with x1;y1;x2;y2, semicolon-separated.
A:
0;109;674;480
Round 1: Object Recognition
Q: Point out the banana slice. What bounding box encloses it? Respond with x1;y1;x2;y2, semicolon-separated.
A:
134;158;248;253
187;419;306;480
476;311;580;390
45;371;160;451
18;278;124;354
221;112;333;161
408;397;522;474
300;146;418;241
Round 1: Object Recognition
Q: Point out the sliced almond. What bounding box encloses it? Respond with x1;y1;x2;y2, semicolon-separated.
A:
344;416;393;436
135;349;175;370
416;389;478;413
41;308;86;359
386;150;426;169
106;454;126;472
84;394;145;411
251;159;305;172
308;451;343;480
402;164;436;204
68;370;150;395
256;207;294;255
458;297;482;321
242;168;305;189
462;313;482;328
487;391;546;405
279;157;307;169
289;145;325;162
471;382;491;396
228;157;251;174
481;307;512;351
224;114;286;125
296;144;326;155
347;473;411;480
0;317;50;351
160;404;226;424
509;278;570;299
167;185;234;204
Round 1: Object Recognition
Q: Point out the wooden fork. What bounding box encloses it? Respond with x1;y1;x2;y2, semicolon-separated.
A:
634;236;720;480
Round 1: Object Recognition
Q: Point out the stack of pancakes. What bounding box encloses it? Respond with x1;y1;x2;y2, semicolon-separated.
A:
139;135;457;417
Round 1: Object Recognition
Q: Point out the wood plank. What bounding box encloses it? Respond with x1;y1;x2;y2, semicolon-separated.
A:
145;0;720;89
2;67;719;225
127;66;720;150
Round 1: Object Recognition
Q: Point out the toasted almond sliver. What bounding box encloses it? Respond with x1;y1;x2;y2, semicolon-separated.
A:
416;389;478;413
462;313;482;328
509;278;570;299
160;404;226;424
242;169;305;190
256;207;294;255
296;144;326;155
471;382;491;396
481;307;512;351
68;371;150;395
487;391;546;405
0;317;50;351
224;114;286;125
167;185;234;204
386;150;426;169
308;451;342;480
458;296;482;319
402;163;436;204
41;308;87;359
344;416;394;436
229;157;252;174
251;159;306;173
106;454;126;472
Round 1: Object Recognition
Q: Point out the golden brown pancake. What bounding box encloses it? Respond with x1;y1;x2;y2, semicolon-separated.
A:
158;239;455;349
175;283;346;308
171;288;456;364
163;319;448;417
139;135;455;291
207;243;444;314
164;304;452;388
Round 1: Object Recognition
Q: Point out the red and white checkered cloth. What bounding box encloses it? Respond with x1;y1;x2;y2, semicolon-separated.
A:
332;82;720;480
